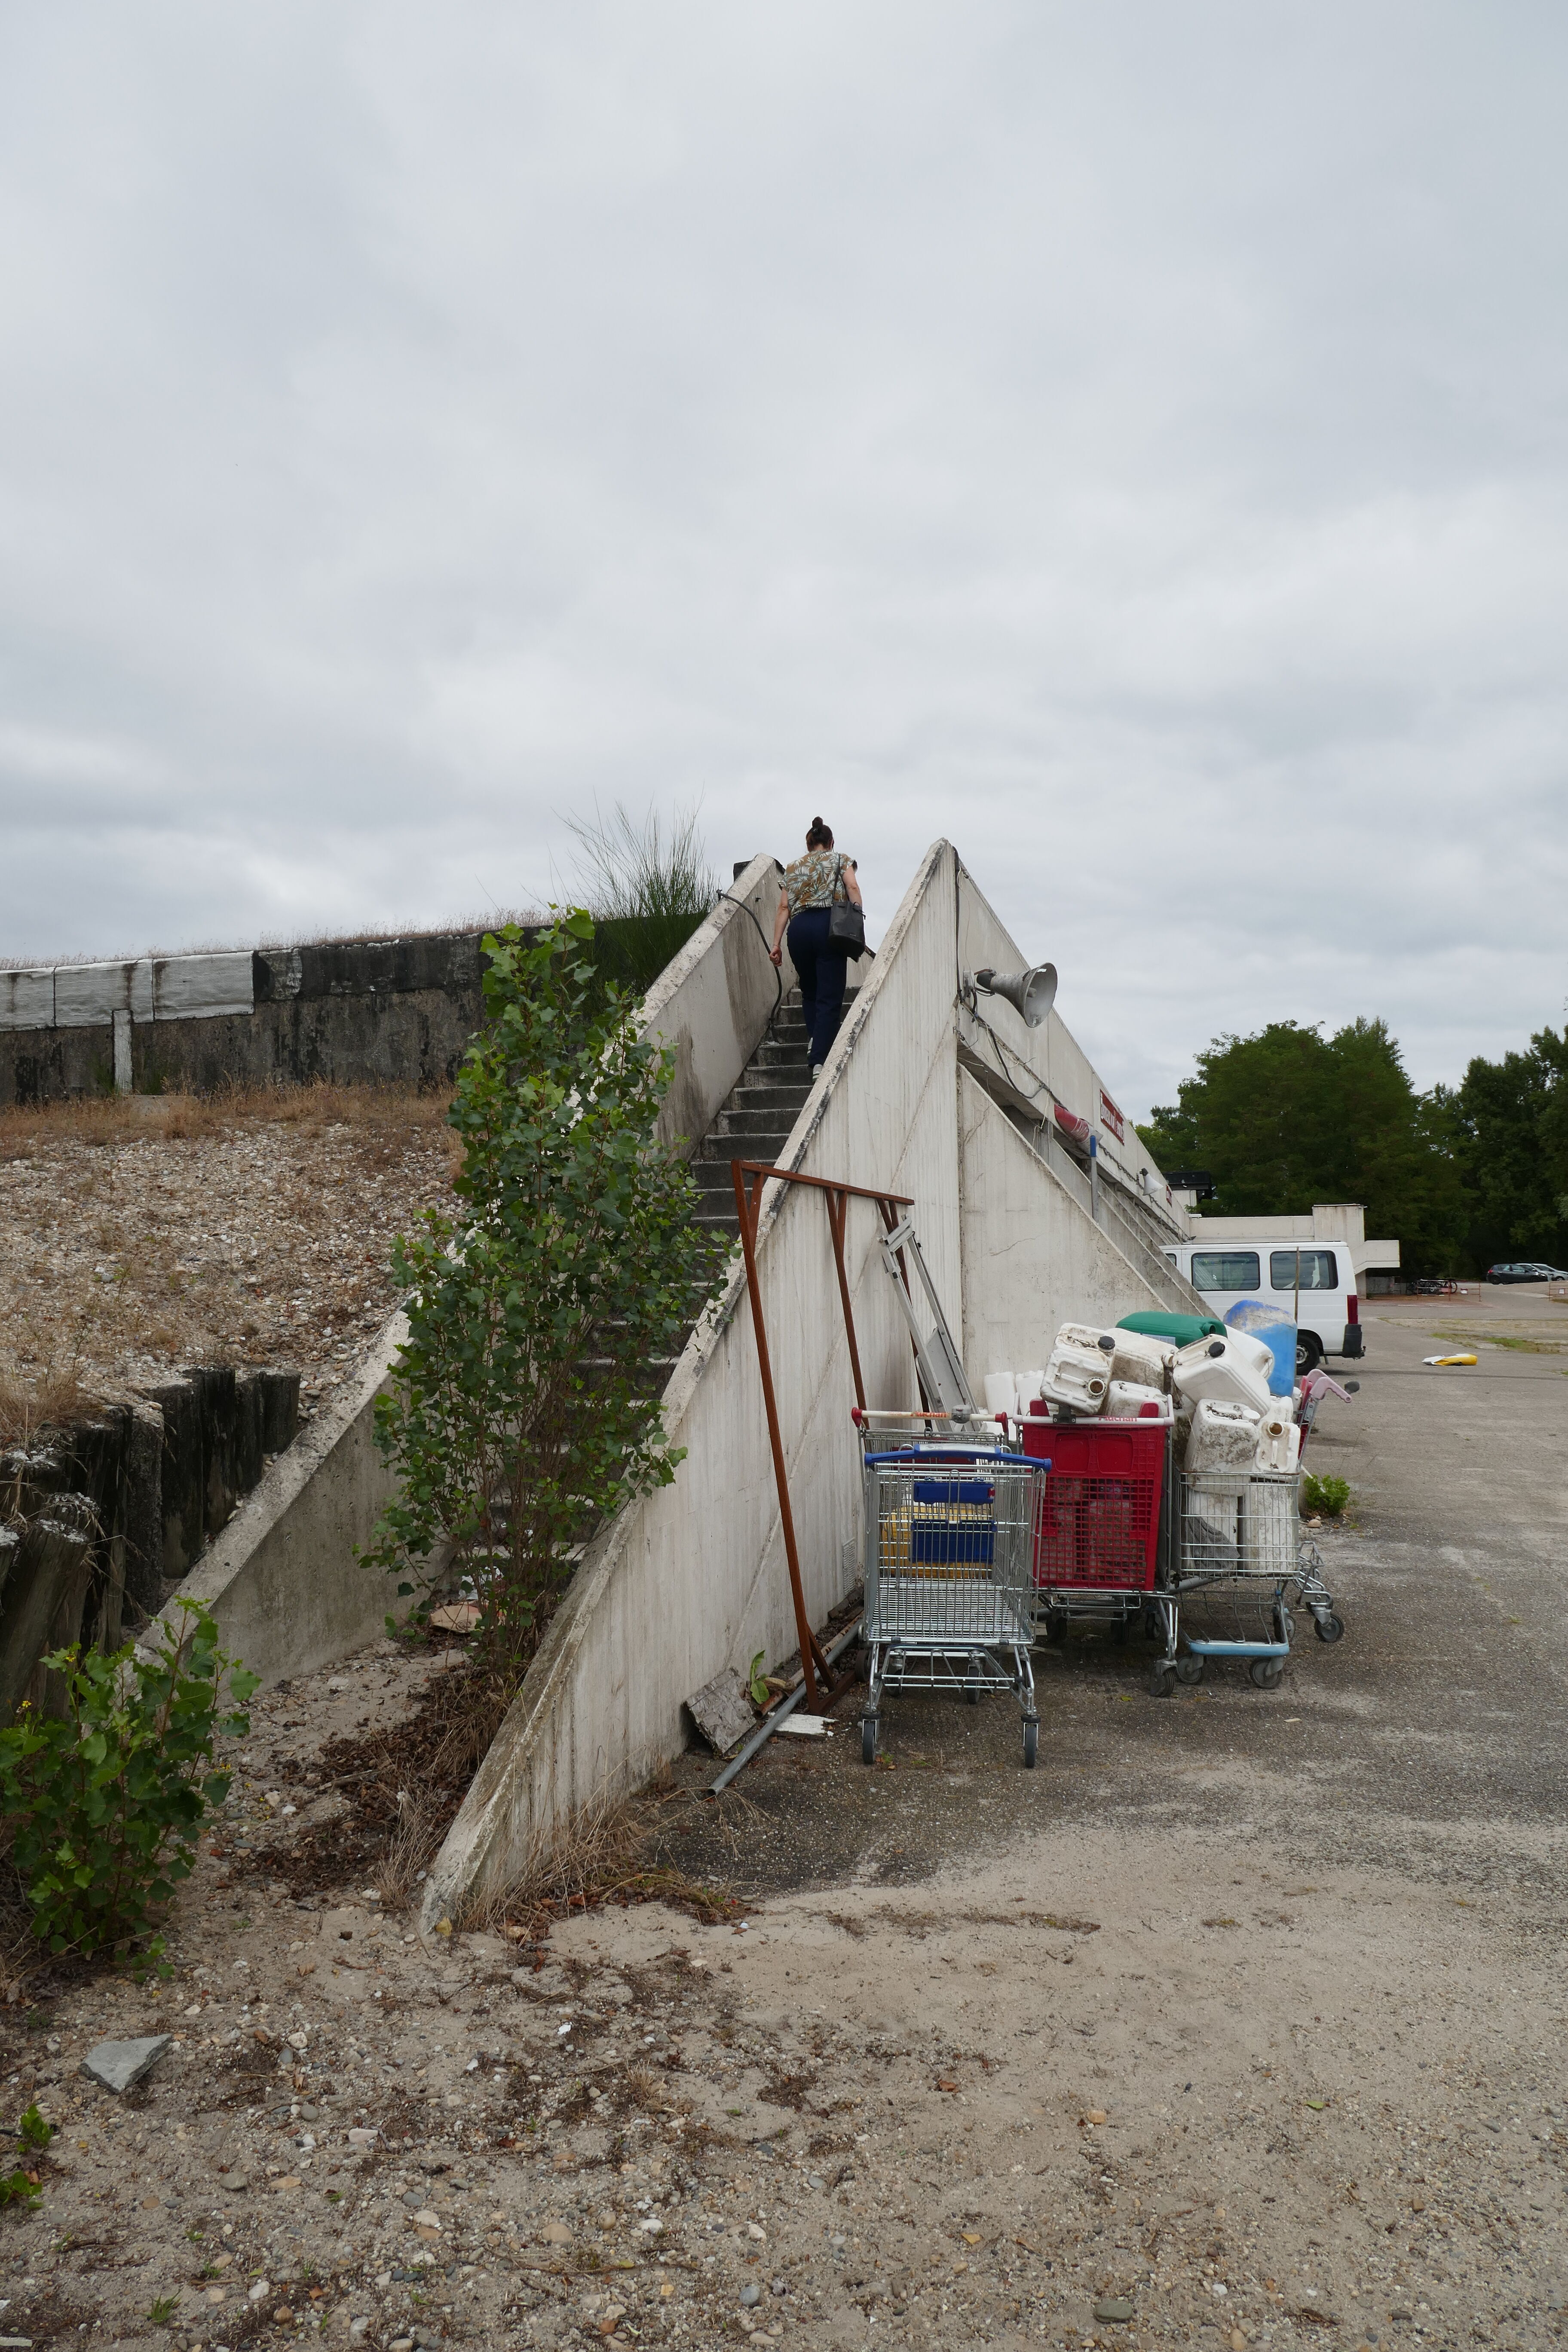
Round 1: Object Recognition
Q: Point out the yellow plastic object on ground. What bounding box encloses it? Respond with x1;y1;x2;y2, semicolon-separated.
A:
1423;1352;1479;1366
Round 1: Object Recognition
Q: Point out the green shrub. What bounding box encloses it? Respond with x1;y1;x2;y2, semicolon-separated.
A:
0;1600;256;1960
364;912;725;1690
1302;1472;1351;1519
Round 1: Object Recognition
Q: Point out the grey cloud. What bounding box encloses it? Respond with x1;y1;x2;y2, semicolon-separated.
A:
2;2;1565;1108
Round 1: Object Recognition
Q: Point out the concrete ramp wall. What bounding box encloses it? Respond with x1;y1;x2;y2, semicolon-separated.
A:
421;841;964;1928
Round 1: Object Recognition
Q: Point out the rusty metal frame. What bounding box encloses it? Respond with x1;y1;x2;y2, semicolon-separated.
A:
730;1159;915;1712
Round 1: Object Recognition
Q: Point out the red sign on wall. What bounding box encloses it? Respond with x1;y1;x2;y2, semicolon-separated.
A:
1099;1089;1125;1142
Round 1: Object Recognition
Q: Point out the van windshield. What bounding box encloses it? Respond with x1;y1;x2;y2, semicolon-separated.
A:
1270;1249;1338;1292
1191;1250;1261;1292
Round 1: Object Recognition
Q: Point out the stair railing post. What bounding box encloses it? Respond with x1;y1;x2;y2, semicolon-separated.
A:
732;1161;821;1711
824;1185;867;1415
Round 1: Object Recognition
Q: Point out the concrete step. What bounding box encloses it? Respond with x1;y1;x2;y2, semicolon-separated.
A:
709;1106;807;1139
726;1081;814;1115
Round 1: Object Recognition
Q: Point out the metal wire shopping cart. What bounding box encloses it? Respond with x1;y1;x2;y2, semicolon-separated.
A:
1148;1466;1342;1694
860;1447;1044;1767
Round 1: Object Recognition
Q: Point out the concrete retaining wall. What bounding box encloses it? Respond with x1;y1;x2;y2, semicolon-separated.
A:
0;936;490;1106
151;1317;416;1688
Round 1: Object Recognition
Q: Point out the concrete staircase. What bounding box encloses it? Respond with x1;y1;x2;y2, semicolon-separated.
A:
689;988;817;1244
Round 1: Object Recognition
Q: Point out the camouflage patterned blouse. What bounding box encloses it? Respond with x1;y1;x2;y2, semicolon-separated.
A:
783;849;849;913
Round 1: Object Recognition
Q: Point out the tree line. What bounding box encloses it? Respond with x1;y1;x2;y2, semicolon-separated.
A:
1136;1018;1568;1279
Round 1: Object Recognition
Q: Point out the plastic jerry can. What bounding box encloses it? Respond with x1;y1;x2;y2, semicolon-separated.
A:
1242;1477;1298;1575
1253;1410;1301;1473
1109;1329;1176;1390
982;1372;1019;1418
1041;1339;1111;1415
1224;1300;1297;1398
1057;1322;1119;1356
1171;1333;1273;1417
1107;1379;1171;1420
1185;1397;1263;1472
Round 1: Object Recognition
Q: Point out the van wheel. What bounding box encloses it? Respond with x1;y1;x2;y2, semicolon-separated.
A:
1295;1333;1323;1375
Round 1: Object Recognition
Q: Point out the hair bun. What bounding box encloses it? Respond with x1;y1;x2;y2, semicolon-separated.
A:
810;816;824;830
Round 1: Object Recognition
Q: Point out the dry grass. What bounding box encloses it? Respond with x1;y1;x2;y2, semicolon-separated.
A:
472;1782;741;1937
0;1079;454;1157
372;1786;447;1912
0;1358;97;1450
0;1082;460;1410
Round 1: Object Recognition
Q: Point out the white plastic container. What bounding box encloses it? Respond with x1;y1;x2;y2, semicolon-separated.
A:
1172;1333;1274;1418
1017;1368;1047;1409
1057;1321;1119;1357
1109;1329;1176;1391
982;1372;1019;1418
1242;1477;1299;1575
1185;1397;1262;1473
1041;1339;1111;1415
1225;1325;1277;1385
1253;1410;1301;1473
1107;1378;1172;1421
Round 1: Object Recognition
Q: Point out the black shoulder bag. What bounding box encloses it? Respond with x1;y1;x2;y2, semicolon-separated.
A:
827;855;867;959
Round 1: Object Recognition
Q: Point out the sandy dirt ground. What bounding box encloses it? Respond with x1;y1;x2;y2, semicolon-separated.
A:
0;1089;456;1418
3;1293;1565;2352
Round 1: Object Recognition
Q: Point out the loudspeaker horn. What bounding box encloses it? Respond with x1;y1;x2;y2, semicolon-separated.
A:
973;964;1057;1027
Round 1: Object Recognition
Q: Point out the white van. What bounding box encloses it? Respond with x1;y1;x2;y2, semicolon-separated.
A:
1160;1239;1364;1374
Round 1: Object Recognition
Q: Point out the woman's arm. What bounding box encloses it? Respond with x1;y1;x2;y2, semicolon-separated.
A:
770;886;789;965
844;858;864;910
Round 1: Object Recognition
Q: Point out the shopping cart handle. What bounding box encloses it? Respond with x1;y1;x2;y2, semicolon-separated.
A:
862;1450;1047;1469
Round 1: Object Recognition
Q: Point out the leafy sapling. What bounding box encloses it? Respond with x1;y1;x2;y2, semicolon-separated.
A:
0;1599;257;1960
363;912;726;1692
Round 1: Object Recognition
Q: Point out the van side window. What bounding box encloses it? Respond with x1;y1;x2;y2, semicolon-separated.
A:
1270;1248;1338;1292
1191;1250;1261;1292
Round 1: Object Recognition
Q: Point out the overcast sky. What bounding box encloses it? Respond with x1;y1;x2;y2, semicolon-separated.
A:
3;5;1565;1116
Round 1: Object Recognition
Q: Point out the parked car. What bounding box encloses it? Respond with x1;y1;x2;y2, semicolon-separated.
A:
1161;1238;1363;1373
1485;1262;1568;1284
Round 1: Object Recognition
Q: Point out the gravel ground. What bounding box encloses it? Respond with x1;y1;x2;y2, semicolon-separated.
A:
1;1295;1563;2351
0;1088;457;1420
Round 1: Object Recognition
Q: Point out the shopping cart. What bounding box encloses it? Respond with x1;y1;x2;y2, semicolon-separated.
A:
1148;1466;1342;1694
1020;1413;1169;1642
860;1447;1044;1767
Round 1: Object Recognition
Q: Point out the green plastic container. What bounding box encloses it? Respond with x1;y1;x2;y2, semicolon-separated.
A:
1116;1310;1226;1348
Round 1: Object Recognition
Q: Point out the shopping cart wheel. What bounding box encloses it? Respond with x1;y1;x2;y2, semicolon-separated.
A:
1174;1655;1204;1684
1249;1657;1285;1689
1148;1666;1176;1698
860;1717;879;1765
1313;1612;1345;1643
1023;1718;1039;1768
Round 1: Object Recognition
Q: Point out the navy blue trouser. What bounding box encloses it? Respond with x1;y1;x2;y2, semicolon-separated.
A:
787;907;848;1068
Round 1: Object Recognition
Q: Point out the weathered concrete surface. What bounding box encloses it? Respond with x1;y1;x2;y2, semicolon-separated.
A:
421;840;962;1928
420;840;1208;1927
0;934;490;1105
156;1317;418;1689
641;852;794;1159
958;1067;1193;1374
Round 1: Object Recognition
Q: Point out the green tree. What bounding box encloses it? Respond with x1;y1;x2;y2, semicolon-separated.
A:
1452;1026;1568;1269
362;913;724;1694
1138;1017;1467;1276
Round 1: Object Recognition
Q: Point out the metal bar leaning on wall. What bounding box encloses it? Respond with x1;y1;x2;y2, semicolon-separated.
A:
707;1620;866;1795
729;1159;914;1714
